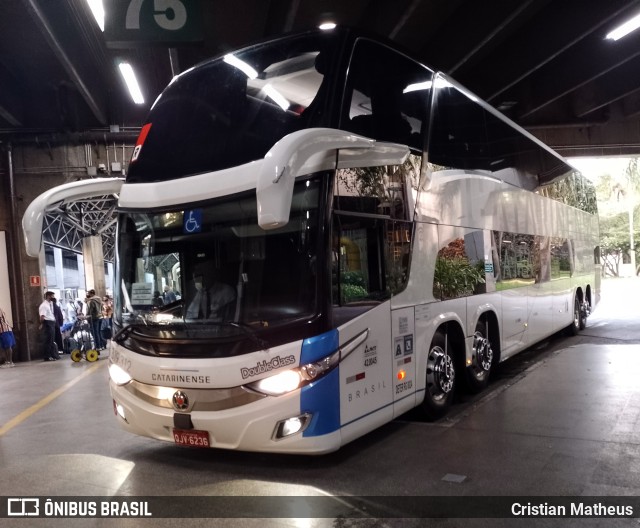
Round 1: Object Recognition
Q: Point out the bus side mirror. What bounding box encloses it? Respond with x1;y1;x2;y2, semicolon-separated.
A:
22;178;124;257
256;128;409;230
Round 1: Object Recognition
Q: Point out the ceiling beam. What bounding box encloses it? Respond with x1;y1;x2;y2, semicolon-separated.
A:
21;0;108;125
283;0;301;32
571;55;640;118
389;0;423;40
517;17;640;119
622;92;640;119
0;68;23;126
447;0;541;75
463;0;640;102
529;119;640;157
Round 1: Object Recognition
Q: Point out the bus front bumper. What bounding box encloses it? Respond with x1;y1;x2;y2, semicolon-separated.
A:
109;380;341;454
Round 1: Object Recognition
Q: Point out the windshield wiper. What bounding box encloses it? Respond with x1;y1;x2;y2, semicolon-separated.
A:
225;321;269;349
181;320;268;349
112;317;269;349
112;323;140;344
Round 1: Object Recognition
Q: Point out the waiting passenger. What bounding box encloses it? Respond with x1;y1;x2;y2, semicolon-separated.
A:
0;306;16;368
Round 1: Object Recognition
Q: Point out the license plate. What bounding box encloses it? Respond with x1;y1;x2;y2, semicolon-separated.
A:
172;428;210;447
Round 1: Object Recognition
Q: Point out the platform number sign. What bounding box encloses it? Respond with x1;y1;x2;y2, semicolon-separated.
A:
105;0;203;46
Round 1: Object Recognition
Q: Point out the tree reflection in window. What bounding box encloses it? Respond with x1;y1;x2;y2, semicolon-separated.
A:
493;232;574;289
332;157;419;306
434;238;485;300
493;232;536;290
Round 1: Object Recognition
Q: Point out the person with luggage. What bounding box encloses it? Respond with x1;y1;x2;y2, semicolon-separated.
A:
101;295;113;345
86;289;105;351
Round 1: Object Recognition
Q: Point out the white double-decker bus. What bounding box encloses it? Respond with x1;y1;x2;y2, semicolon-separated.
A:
23;27;599;453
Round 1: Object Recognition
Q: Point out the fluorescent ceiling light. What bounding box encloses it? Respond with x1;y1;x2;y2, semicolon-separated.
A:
319;22;337;31
223;54;258;79
118;63;145;104
404;78;455;93
86;0;104;31
263;85;290;111
606;13;640;41
403;81;433;93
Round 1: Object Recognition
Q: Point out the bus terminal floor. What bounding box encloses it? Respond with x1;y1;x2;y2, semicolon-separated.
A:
1;278;640;528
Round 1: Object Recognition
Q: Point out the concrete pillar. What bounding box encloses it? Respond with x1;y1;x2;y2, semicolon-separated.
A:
82;236;106;297
77;253;85;292
107;261;114;295
1;144;34;361
53;247;64;290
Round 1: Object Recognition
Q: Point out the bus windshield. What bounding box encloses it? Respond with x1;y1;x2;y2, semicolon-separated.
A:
126;32;339;183
114;177;324;356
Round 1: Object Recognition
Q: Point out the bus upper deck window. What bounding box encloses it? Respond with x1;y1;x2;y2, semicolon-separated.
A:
341;39;432;152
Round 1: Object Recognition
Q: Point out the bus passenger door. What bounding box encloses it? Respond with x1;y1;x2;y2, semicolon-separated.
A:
392;307;416;416
333;212;396;436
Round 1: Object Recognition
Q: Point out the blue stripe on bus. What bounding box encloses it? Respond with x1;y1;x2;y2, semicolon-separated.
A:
299;329;340;437
299;329;339;364
301;368;340;437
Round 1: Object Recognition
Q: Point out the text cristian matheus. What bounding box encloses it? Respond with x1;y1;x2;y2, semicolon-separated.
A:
512;502;634;517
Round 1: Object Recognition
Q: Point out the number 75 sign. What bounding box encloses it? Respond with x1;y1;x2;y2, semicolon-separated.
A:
105;0;203;47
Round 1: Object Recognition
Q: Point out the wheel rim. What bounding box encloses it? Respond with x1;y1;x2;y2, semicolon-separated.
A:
70;349;82;362
472;331;493;374
573;299;580;328
427;345;454;401
86;349;98;362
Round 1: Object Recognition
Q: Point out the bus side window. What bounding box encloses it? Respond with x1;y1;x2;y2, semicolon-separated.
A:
331;215;412;310
332;215;385;306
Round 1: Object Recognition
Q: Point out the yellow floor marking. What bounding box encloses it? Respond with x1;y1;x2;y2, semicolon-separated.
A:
0;360;105;436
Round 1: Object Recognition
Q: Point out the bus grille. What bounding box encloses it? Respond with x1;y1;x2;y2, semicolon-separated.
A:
123;380;266;412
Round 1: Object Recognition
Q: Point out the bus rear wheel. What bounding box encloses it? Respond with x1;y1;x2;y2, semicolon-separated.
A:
579;299;589;330
465;319;493;393
423;330;456;420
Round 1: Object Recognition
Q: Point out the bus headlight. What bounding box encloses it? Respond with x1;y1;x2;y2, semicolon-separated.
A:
249;370;302;396
247;350;339;396
109;363;132;386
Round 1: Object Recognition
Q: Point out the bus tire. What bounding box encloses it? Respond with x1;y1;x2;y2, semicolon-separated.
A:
465;319;494;393
422;330;456;420
567;295;581;336
579;299;588;330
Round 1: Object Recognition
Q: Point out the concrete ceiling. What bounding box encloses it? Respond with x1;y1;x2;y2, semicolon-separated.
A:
3;0;640;157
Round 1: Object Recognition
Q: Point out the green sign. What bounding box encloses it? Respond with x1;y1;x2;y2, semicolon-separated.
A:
105;0;203;47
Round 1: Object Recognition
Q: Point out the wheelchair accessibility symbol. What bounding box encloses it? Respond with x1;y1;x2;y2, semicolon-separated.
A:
184;210;202;234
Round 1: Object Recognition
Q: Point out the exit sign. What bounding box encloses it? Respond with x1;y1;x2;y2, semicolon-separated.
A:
105;0;203;47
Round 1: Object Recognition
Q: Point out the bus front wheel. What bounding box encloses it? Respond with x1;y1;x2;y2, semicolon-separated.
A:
423;330;456;420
